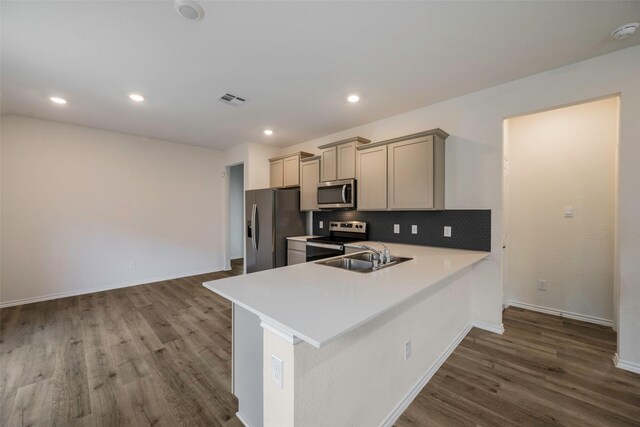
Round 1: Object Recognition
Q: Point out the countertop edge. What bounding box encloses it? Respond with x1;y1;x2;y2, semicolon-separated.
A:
203;250;489;348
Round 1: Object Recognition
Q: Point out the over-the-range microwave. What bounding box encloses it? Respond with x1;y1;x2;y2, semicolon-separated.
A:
317;179;356;209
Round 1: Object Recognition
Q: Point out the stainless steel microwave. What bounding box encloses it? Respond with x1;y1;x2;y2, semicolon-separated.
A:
317;179;356;209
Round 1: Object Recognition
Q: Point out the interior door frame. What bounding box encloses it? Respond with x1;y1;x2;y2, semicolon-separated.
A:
501;94;621;332
224;161;246;273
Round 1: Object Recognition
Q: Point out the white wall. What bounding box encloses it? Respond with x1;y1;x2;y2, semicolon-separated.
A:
0;115;225;306
279;45;640;368
229;164;244;259
505;97;618;322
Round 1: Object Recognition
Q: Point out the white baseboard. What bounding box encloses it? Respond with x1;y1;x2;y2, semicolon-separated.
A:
614;353;640;374
507;300;614;327
0;265;225;308
235;411;251;427
472;320;505;334
380;322;473;427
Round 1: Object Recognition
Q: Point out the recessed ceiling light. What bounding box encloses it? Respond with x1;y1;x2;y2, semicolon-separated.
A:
611;22;639;40
347;94;360;103
49;97;67;105
264;129;274;136
174;0;205;21
129;93;144;102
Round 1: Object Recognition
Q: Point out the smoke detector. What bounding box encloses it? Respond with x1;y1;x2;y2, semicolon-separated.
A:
174;0;205;21
218;93;247;106
611;22;639;40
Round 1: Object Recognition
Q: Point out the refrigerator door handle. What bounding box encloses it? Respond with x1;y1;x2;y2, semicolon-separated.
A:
251;203;258;251
341;185;347;203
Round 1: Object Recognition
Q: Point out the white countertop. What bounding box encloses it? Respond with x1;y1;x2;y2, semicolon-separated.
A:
204;243;489;348
286;235;317;242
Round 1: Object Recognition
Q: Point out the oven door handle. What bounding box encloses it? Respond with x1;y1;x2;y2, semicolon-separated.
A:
341;185;347;203
306;242;343;251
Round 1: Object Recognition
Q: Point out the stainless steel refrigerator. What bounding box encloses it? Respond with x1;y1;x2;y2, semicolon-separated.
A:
245;188;306;273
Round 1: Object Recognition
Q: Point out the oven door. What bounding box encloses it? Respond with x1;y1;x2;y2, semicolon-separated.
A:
317;179;355;209
306;242;344;262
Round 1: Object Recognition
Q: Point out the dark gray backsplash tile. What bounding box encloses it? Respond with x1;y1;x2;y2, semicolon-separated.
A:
313;210;491;251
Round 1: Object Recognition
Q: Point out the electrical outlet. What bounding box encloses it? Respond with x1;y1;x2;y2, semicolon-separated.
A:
319;221;324;229
271;355;283;388
405;340;412;360
444;226;452;237
538;279;547;291
394;224;400;234
411;225;418;234
129;261;136;270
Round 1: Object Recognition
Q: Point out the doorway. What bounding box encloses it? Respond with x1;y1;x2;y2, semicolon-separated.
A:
228;163;245;271
503;96;619;328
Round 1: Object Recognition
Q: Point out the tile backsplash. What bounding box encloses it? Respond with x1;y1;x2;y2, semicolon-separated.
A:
313;210;491;252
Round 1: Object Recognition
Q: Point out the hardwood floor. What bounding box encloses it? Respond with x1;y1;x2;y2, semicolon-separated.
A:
395;307;640;427
1;259;243;427
3;266;640;426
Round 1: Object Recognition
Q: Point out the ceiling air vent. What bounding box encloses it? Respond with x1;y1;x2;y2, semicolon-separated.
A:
218;93;247;106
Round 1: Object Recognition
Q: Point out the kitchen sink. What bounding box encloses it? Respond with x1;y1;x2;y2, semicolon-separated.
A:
316;252;412;273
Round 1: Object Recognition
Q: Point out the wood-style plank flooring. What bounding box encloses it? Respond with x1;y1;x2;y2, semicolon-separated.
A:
1;259;243;427
395;307;640;426
3;264;640;426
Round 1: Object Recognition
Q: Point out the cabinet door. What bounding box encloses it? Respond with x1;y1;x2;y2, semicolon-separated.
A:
320;147;337;182
270;159;284;188
283;155;300;187
337;141;356;180
300;159;320;211
356;145;388;210
388;137;433;209
287;250;306;265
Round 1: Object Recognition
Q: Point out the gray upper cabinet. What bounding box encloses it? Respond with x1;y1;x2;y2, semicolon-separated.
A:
337;141;357;180
356;145;388;210
356;129;448;211
320;147;337;182
283;155;300;187
319;137;370;182
269;152;314;188
300;156;320;211
269;158;284;188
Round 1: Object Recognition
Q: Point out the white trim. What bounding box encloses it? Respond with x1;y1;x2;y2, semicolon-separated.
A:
507;300;614;327
380;322;473;427
473;320;505;334
614;353;640;374
0;265;225;308
235;411;251;427
260;320;302;345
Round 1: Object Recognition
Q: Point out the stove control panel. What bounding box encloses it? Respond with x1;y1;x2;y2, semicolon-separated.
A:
328;221;367;234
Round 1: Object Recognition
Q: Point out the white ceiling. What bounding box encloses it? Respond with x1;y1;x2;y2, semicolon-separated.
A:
2;1;639;150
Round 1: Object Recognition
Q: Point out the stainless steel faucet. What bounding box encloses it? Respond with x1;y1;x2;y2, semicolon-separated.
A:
356;242;391;265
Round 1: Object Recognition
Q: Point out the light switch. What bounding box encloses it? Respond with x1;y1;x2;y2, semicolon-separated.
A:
271;355;283;388
394;224;400;234
319;221;324;229
564;206;574;218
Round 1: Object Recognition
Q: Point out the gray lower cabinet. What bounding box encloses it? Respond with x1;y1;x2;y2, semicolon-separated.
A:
287;239;307;265
300;156;320;211
356;129;448;211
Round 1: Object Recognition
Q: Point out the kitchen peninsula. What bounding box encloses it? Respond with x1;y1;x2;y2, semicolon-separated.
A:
204;242;494;427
